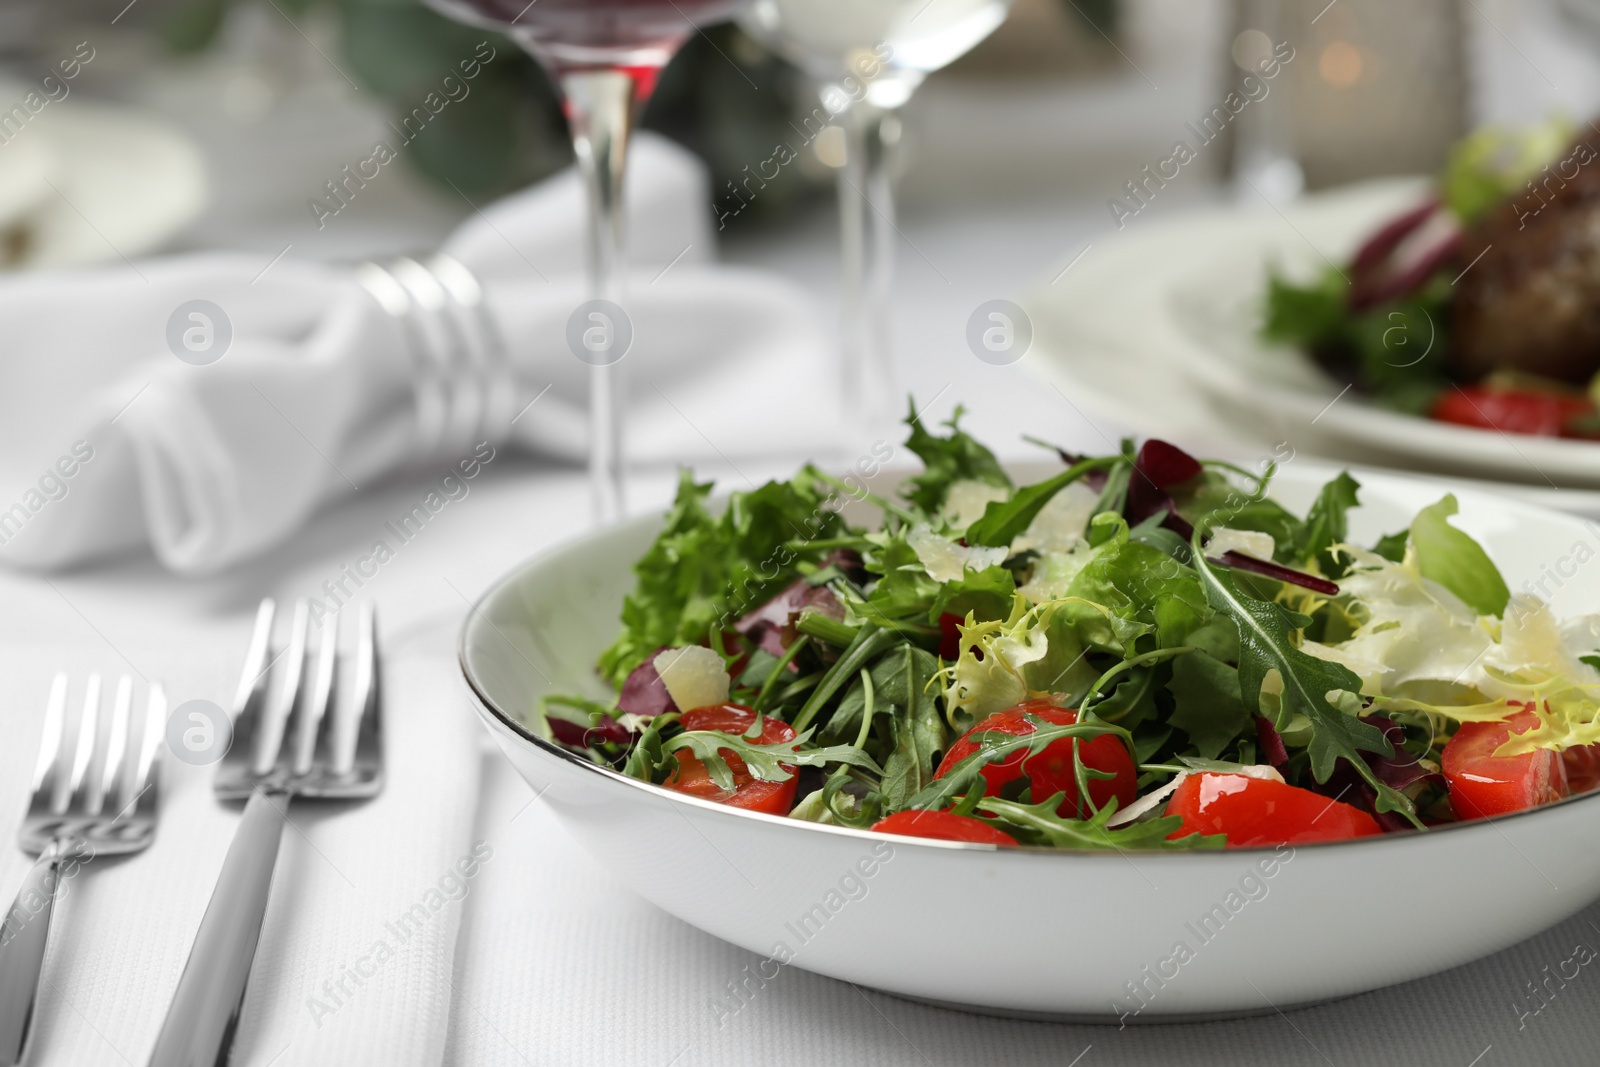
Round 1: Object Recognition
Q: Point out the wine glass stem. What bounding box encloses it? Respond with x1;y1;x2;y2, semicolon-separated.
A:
839;103;898;430
562;68;636;525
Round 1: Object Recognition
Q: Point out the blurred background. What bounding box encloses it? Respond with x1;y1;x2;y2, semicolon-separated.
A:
9;0;1600;268
7;0;1600;379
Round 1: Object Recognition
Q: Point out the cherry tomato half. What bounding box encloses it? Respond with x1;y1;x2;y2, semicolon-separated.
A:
871;810;1018;846
1166;773;1383;847
934;700;1137;818
1562;743;1600;794
1430;386;1596;439
1442;707;1569;820
664;704;798;815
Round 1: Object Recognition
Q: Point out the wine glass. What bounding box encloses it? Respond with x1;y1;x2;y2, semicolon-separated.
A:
740;0;1016;429
422;0;749;523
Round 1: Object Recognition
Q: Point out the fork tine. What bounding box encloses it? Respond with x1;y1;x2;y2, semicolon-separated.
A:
126;683;167;818
32;674;68;798
295;612;337;777
66;674;101;813
95;676;132;816
254;600;309;776
335;601;377;776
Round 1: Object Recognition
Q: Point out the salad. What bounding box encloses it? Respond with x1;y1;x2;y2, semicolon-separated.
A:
540;409;1600;850
1264;117;1600;438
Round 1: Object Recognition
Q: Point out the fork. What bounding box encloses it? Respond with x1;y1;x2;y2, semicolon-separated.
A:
0;674;166;1067
147;599;381;1067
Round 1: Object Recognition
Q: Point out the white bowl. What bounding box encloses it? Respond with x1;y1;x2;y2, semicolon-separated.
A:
459;462;1600;1020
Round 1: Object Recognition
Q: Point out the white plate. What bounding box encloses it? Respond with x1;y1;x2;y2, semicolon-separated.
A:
460;461;1600;1020
0;84;206;271
1023;179;1600;492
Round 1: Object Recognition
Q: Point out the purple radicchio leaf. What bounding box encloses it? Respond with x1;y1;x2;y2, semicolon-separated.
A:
616;652;677;720
735;579;845;658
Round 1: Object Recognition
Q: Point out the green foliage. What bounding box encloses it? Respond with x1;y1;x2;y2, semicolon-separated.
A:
597;467;849;688
1409;494;1510;616
1261;268;1452;416
900;403;1011;515
1190;539;1420;823
1165;649;1252;760
1295;472;1362;575
977;795;1224;851
965;458;1115;547
663;726;881;791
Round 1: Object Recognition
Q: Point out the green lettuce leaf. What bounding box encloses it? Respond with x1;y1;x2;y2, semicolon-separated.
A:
597;467;849;687
1409;495;1509;617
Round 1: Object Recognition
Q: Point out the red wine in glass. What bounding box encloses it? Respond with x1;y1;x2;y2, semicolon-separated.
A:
429;0;745;79
422;0;751;523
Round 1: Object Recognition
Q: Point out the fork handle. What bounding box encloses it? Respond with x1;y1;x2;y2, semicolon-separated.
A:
0;843;68;1067
147;791;286;1067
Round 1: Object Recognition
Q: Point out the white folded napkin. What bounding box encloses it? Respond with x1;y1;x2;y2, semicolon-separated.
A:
0;134;842;575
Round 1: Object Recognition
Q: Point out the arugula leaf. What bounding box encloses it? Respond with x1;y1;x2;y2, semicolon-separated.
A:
664;727;883;791
1296;472;1361;576
1178;473;1304;562
1165;650;1252;760
1189;537;1419;822
623;712;678;782
902;712;1132;812
791;623;897;733
965;458;1115;547
874;646;947;808
977;795;1224;851
900;403;1011;514
1410;494;1510;617
598;467;850;687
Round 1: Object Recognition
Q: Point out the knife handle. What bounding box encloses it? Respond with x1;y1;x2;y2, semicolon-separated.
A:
146;791;286;1067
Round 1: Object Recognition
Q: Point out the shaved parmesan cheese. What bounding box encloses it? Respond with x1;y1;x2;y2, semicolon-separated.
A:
907;524;1008;583
1011;481;1098;555
943;479;1011;530
652;647;730;713
1105;765;1284;828
1206;527;1276;561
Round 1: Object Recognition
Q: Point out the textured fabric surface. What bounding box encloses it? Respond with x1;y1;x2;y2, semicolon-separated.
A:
0;610;481;1067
